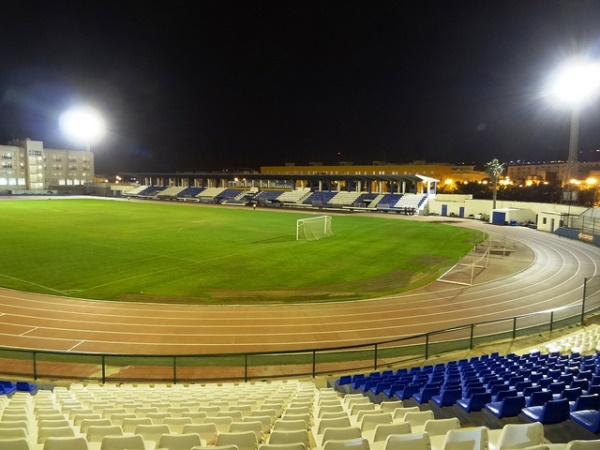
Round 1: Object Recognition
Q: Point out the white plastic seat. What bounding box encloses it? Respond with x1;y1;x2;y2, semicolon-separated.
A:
86;425;123;442
322;438;370;450
268;429;311;449
379;401;404;413
360;413;393;432
0;428;27;440
423;418;461;437
158;432;203;450
0;437;32;450
314;416;352;436
134;423;171;446
403;411;435;433
146;412;172;424
392;407;419;421
443;426;488;450
38;426;76;444
566;440;600;450
363;421;412;448
318;426;362;447
121;417;152;433
230;420;264;442
38;419;71;429
488;423;543;450
216;430;259;450
260;443;306;450
183;423;219;445
381;433;430;450
43;436;89;450
80;418;112;434
273;419;307;432
99;434;145;450
182;411;207;423
206;416;234;433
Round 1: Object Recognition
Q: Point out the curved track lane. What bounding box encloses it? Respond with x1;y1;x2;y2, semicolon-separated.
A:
0;219;598;355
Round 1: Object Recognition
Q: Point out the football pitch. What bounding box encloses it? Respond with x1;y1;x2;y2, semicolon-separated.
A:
0;199;484;303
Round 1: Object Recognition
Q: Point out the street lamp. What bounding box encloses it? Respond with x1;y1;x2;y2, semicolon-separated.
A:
549;60;600;188
59;107;106;152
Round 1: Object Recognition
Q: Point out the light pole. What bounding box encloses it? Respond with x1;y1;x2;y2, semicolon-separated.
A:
550;60;600;191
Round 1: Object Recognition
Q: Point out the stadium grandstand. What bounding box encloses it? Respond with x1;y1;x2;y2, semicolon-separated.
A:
117;171;436;215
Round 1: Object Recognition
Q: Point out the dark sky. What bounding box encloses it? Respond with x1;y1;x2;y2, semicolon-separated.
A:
1;0;600;174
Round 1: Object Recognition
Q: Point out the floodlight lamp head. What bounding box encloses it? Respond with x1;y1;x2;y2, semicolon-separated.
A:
551;60;600;107
60;107;106;145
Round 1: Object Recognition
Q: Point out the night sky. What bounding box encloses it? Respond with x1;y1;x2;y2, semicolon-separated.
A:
1;0;600;174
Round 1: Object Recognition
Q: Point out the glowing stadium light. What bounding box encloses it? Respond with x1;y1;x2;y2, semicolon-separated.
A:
550;60;600;106
59;107;106;151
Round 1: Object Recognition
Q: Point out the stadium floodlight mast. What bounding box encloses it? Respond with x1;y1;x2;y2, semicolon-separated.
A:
59;107;106;152
549;60;600;188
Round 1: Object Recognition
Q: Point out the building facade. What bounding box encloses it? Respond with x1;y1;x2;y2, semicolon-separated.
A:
507;161;600;185
0;139;94;193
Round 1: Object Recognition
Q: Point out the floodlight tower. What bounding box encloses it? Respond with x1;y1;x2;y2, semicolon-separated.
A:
550;61;600;186
59;107;106;152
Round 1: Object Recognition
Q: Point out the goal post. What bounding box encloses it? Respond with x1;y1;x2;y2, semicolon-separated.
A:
296;215;334;241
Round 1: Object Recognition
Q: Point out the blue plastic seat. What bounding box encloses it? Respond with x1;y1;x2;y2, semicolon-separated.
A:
570;394;600;412
15;381;37;393
484;394;526;418
431;388;463;407
521;398;570;424
396;384;421;400
455;392;492;413
526;390;553;407
336;375;352;386
570;409;600;433
412;385;440;404
560;387;583;402
494;389;518;402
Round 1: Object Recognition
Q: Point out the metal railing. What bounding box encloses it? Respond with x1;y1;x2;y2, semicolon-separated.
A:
0;277;599;384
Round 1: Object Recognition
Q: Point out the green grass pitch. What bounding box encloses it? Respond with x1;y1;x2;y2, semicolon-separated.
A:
0;199;484;303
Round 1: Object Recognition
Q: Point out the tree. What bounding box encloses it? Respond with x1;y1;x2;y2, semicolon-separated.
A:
485;158;505;210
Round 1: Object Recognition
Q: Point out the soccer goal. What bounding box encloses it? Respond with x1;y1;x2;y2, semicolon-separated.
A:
296;215;334;241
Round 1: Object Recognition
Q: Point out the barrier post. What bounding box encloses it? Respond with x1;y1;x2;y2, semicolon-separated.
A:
550;311;554;333
312;351;316;378
469;324;474;349
173;356;177;384
374;344;378;370
245;355;248;382
425;334;430;360
512;317;517;340
581;278;587;324
101;355;106;384
32;351;37;380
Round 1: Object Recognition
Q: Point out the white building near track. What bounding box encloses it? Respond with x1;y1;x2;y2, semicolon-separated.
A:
0;139;94;193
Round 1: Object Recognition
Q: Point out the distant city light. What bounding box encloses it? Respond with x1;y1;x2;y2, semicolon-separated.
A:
59;107;106;150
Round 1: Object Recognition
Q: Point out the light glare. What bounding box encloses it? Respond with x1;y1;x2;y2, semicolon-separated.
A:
60;107;106;144
551;61;600;106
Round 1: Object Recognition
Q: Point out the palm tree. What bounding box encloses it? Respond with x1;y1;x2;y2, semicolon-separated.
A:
485;158;505;210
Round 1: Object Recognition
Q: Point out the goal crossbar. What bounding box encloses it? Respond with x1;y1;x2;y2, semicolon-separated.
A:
296;215;333;241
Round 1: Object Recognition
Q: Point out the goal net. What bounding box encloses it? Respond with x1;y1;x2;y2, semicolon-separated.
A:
296;215;334;241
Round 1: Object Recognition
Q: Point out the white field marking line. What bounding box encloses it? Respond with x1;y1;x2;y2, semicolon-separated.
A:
0;268;586;326
20;327;38;336
0;273;69;295
68;342;85;351
0;271;584;328
0;286;586;339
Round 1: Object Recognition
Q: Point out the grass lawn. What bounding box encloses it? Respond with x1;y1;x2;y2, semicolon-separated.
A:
0;199;484;303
